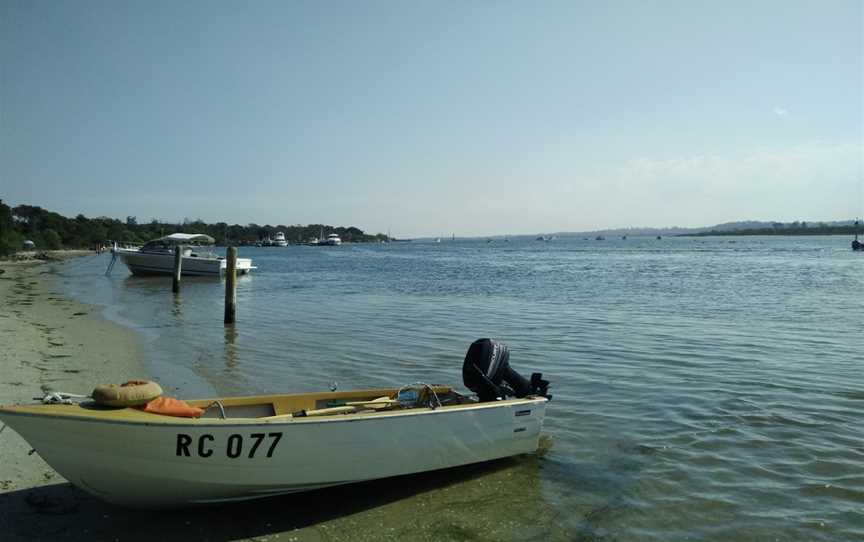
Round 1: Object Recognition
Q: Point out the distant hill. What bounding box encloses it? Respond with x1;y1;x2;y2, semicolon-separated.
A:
529;219;859;238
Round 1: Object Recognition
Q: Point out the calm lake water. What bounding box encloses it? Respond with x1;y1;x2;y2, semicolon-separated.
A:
57;236;863;541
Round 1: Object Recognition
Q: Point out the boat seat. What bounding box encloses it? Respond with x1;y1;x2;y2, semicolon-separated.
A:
199;403;276;419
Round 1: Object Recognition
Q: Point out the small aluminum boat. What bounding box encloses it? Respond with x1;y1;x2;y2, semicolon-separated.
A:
0;340;550;509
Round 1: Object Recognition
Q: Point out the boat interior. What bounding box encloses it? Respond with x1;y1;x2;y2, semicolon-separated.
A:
190;385;478;420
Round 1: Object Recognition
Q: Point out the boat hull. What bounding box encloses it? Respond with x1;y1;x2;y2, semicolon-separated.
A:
0;397;546;508
118;251;254;277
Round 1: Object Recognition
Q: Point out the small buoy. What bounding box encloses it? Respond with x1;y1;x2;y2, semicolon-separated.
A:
92;380;163;407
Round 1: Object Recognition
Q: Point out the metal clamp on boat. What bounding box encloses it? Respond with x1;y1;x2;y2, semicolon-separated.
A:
462;338;551;402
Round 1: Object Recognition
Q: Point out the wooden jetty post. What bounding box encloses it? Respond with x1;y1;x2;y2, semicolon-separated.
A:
224;246;237;324
172;245;183;293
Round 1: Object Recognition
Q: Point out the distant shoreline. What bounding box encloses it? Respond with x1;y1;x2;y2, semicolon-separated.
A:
680;227;860;237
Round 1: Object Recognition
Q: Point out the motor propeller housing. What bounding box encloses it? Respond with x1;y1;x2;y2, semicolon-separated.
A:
462;338;550;402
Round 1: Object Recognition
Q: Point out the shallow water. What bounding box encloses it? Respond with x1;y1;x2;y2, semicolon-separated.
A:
57;236;863;541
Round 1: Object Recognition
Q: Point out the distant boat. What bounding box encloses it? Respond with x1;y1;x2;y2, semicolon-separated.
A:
621;235;627;240
321;233;342;246
307;228;341;246
115;233;255;277
853;219;863;251
435;237;441;243
656;235;662;240
595;236;605;241
273;232;288;247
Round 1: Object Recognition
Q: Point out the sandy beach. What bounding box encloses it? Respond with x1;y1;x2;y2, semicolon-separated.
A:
0;255;560;542
0;256;147;538
0;256;147;484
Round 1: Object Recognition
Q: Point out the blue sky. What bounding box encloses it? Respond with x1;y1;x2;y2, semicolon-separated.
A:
2;1;862;237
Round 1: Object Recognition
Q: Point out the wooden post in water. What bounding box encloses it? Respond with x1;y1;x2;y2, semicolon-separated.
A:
172;245;183;293
224;246;237;324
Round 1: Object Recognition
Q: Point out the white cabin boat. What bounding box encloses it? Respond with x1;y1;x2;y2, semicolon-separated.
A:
0;339;550;509
273;232;288;247
321;233;342;246
115;234;255;277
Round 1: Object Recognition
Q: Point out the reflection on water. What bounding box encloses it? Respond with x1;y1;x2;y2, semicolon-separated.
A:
223;325;238;371
171;291;182;317
56;237;864;541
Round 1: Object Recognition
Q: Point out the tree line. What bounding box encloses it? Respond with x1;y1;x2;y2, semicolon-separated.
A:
687;221;861;237
0;200;388;256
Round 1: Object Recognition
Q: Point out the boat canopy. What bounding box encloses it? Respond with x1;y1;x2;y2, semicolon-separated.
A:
150;233;215;245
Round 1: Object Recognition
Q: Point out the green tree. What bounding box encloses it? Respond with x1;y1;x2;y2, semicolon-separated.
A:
0;199;22;256
43;228;62;250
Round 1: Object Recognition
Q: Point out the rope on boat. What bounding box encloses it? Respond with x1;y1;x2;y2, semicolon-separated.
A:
396;382;443;410
204;400;226;419
37;392;91;405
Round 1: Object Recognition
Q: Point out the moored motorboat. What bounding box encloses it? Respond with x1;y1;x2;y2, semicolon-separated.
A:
114;233;255;277
321;233;342;245
0;339;550;509
273;231;288;247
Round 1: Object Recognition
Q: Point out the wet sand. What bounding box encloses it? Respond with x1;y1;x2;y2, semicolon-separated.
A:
0;256;564;542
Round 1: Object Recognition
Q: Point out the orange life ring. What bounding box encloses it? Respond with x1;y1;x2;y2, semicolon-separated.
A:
92;380;163;407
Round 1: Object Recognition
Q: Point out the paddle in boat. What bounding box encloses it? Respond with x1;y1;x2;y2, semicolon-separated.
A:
0;339;550;509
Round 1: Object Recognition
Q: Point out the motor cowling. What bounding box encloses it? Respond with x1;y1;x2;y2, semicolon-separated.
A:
462;338;550;402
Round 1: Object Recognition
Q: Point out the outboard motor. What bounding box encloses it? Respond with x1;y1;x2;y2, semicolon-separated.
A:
462;338;550;402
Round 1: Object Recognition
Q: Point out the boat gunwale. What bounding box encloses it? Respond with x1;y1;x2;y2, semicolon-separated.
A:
0;395;548;428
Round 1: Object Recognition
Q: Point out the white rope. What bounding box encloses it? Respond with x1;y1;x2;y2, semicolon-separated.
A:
37;392;90;405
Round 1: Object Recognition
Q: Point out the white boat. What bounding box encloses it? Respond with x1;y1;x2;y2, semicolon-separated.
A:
273;232;288;247
0;339;550;509
115;233;255;277
321;233;342;246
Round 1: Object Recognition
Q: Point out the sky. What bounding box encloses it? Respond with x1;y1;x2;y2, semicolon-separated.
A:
1;0;862;238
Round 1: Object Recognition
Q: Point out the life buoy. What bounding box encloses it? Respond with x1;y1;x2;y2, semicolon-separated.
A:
92;380;163;407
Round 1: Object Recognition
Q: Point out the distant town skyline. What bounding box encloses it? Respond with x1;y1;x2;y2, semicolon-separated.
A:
2;1;862;238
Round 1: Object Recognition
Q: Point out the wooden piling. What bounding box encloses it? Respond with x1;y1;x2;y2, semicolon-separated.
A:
172;245;183;293
224;246;237;324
